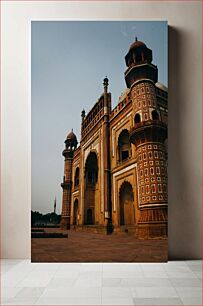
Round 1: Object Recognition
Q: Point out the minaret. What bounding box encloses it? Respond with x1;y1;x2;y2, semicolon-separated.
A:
81;109;86;120
60;129;78;230
54;197;56;214
81;109;86;133
102;77;112;231
125;39;168;238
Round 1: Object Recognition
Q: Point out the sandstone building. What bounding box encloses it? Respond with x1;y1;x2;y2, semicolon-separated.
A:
60;39;168;239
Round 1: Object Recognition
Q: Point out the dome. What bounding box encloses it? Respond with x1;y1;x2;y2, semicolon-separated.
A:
66;129;77;141
155;82;168;92
119;88;130;102
129;40;146;51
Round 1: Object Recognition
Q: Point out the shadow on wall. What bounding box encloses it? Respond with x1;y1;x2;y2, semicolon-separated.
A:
168;26;202;260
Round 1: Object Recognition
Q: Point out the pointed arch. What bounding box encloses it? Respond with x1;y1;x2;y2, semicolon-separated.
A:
118;129;131;163
74;167;80;186
119;181;135;226
134;113;141;124
85;151;98;185
73;198;79;225
84;151;98;225
152;110;159;120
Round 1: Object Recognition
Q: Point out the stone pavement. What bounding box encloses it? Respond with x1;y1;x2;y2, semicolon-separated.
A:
31;229;168;262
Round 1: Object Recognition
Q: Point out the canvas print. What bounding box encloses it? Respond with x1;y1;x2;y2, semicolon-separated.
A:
31;21;168;262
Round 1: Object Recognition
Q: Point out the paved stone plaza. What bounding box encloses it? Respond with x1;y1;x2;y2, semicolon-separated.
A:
31;229;167;262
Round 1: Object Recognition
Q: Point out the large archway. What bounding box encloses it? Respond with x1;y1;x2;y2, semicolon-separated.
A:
73;199;79;225
119;181;135;226
84;152;98;225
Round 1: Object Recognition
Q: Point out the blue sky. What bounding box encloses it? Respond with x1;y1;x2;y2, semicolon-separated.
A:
31;21;167;214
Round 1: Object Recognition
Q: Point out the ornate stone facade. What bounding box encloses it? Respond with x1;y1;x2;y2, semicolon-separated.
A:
60;39;168;239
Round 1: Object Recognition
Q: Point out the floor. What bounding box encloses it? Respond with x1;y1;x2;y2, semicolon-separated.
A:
31;230;167;262
1;259;202;305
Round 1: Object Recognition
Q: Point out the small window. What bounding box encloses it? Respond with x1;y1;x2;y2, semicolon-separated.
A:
134;113;141;124
118;129;131;163
152;110;159;120
121;150;129;161
74;167;80;186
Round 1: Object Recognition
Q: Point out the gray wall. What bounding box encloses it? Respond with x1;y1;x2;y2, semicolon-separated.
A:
1;1;202;259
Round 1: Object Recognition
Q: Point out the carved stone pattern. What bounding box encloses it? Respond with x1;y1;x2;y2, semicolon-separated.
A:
131;82;158;120
137;142;167;206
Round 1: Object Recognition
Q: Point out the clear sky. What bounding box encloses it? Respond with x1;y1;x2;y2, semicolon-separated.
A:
31;21;167;214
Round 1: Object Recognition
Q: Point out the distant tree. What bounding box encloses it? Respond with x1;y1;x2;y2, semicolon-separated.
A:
31;210;61;227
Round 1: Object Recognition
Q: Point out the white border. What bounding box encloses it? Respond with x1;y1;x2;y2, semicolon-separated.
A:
1;1;202;259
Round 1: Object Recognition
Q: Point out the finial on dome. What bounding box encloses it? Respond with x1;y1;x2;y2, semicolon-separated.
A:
103;76;109;88
135;36;138;42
